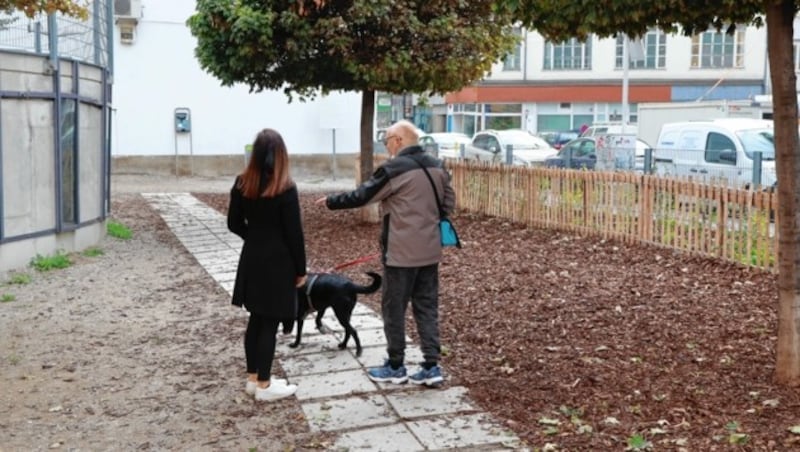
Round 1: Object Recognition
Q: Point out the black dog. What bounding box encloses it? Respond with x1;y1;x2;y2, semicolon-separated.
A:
289;271;381;357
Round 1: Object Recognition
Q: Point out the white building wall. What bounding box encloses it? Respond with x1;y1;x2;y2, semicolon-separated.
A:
485;27;768;83
112;0;362;156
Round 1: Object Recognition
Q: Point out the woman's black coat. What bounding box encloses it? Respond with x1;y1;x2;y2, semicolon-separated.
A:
227;179;306;319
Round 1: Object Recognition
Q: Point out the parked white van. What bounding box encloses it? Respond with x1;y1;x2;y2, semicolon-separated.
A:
653;118;776;188
580;122;638;139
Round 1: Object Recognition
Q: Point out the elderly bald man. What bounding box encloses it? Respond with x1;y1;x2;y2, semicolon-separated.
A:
315;120;456;386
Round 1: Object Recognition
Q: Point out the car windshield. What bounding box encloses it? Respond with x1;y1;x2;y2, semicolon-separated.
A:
434;134;470;146
737;129;775;160
503;131;547;149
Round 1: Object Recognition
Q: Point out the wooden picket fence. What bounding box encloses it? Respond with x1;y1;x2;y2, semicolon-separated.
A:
448;160;779;270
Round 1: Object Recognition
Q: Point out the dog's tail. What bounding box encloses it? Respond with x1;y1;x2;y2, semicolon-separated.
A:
351;271;382;294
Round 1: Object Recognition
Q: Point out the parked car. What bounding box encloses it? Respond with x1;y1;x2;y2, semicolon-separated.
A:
653;118;776;188
544;136;650;170
538;130;580;150
464;129;556;165
419;132;471;158
580;122;638;138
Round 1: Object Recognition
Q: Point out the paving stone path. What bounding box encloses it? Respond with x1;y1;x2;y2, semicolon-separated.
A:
143;192;525;451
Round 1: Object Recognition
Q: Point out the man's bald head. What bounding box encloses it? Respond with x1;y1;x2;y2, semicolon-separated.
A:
388;120;419;145
385;120;419;157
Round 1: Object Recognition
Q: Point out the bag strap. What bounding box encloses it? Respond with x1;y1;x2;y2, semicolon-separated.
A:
410;157;446;219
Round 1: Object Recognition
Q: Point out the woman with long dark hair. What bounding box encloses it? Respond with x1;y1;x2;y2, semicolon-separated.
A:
227;128;306;402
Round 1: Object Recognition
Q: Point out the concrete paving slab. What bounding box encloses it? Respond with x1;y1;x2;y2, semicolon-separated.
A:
357;345;424;369
293;368;377;400
203;251;240;263
352;303;377;316
219;281;233;294
280;322;326;337
276;330;349;358
322;311;385;332
302;394;397;432
329;327;393;348
331;424;423;451
211;272;237;284
406;413;520;450
200;260;239;273
184;243;232;254
281;350;362;376
386;386;476;419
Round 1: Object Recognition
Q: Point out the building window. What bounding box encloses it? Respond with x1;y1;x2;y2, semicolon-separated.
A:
544;37;592;70
484;104;522;130
503;27;523;71
615;30;666;69
691;27;745;68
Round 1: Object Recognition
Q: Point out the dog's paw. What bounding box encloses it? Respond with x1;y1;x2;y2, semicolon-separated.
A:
288;342;300;349
355;348;363;357
317;325;330;334
337;342;347;350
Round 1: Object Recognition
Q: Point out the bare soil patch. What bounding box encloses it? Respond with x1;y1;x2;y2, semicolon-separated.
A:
0;194;331;451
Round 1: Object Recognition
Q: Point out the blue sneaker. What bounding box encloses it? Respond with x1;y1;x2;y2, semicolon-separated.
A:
409;365;443;386
367;360;408;384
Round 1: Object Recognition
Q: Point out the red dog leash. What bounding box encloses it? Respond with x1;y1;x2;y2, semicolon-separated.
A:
304;253;380;311
331;253;380;271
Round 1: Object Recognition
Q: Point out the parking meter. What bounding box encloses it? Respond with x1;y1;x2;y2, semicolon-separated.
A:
173;107;194;175
174;108;191;133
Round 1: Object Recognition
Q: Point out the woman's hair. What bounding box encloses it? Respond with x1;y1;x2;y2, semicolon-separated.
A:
238;128;294;198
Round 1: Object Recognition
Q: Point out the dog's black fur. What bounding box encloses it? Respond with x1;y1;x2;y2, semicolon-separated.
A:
289;271;381;357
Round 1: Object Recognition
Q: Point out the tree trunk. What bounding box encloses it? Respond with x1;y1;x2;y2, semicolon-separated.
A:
358;89;380;223
767;2;800;386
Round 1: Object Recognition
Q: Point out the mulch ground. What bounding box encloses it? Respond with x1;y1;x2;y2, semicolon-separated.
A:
195;192;800;451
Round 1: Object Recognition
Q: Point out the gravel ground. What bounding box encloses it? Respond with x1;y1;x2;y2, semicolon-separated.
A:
0;173;355;451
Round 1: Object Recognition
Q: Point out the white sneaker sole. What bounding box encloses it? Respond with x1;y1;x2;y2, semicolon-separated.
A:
410;375;444;386
254;384;297;402
367;374;408;384
246;378;289;395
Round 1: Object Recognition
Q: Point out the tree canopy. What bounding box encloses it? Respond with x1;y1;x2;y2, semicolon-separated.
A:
500;0;772;40
187;0;518;100
1;0;88;18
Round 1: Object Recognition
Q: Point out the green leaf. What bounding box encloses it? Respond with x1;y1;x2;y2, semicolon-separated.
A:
728;433;749;444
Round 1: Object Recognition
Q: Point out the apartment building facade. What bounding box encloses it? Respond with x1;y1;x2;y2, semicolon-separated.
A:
444;24;781;142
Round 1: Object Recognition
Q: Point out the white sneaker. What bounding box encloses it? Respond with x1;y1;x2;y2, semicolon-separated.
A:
254;383;297;401
245;378;288;395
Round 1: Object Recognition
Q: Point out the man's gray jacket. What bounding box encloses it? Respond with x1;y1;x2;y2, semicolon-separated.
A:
325;145;456;267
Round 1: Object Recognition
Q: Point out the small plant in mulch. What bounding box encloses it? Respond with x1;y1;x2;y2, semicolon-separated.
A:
5;272;31;285
725;421;749;445
30;251;72;271
107;220;132;239
1;293;15;302
626;432;652;450
82;247;104;257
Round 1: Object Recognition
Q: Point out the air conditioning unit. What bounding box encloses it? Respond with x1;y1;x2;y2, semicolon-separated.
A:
114;0;142;18
114;0;142;44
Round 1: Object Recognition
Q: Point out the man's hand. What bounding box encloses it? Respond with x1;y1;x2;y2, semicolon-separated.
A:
314;196;327;206
295;275;307;288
